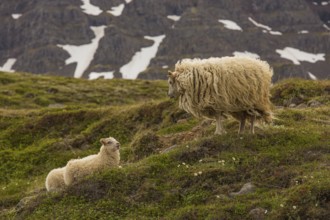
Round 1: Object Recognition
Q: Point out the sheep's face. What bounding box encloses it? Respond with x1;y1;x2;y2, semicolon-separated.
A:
168;71;180;98
100;137;120;152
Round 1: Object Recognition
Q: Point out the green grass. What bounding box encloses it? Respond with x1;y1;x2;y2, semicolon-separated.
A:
0;72;329;219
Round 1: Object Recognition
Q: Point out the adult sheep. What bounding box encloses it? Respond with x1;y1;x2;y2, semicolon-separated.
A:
45;167;66;192
167;56;273;134
64;137;120;186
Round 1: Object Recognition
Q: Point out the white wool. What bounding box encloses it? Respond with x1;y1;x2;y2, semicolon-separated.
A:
64;137;120;186
45;167;66;192
170;56;273;134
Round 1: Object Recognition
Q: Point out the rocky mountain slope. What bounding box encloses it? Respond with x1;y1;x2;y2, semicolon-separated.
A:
0;71;329;219
0;0;329;81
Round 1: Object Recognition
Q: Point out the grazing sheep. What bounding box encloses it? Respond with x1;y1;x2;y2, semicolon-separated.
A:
168;56;273;134
45;167;66;192
64;137;120;186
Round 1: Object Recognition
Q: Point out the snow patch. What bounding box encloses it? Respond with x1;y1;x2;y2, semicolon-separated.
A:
308;72;318;80
58;26;106;78
248;17;282;35
89;71;114;80
125;0;133;3
167;15;181;22
233;51;260;59
249;17;272;31
120;35;166;79
269;31;282;35
0;58;16;72
323;24;330;31
276;47;325;65
218;19;243;31
298;30;309;34
81;0;103;16
321;1;329;6
12;14;22;19
162;65;169;69
107;4;125;16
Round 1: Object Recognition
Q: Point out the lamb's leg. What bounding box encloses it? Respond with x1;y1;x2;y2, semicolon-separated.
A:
250;115;256;134
238;113;247;134
215;115;226;135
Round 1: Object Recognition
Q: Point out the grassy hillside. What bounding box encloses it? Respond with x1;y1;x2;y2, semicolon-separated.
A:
0;71;329;219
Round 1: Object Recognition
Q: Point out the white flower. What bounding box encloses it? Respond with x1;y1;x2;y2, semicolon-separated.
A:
118;165;123;169
182;162;186;165
194;173;198;176
186;165;189;168
232;157;236;161
177;164;181;167
218;160;225;165
216;195;220;199
186;145;189;148
198;171;202;175
280;204;284;208
264;209;268;214
199;159;203;163
293;205;297;209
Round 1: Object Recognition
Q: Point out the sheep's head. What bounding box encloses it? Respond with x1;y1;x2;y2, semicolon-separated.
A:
167;71;181;98
100;137;120;153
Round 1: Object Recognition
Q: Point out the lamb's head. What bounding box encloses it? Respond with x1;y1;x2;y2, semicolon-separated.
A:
167;71;181;98
100;137;120;153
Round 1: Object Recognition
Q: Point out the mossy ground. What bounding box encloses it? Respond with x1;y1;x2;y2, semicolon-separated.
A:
0;72;329;219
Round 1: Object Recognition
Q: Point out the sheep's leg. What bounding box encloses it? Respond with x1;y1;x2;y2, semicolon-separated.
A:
215;115;226;135
250;115;256;134
238;113;247;134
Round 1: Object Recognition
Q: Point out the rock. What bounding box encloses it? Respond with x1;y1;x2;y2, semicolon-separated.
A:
15;195;37;213
248;207;267;220
15;188;46;214
296;103;308;108
229;182;256;197
307;100;322;107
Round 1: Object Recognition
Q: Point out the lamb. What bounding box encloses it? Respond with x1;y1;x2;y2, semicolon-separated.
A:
45;167;66;192
64;137;120;186
167;56;273;134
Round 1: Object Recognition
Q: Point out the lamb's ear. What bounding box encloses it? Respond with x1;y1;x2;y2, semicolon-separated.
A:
168;71;176;79
100;138;106;145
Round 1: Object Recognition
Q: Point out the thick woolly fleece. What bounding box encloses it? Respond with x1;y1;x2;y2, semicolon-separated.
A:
174;57;273;122
64;137;120;186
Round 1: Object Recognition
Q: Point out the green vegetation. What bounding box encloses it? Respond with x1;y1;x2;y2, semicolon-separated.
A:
0;72;329;219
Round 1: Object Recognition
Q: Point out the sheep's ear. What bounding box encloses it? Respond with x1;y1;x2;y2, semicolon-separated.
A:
100;138;106;145
168;71;176;78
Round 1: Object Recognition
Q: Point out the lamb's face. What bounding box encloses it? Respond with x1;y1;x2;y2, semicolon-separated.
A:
168;71;180;98
100;137;120;152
